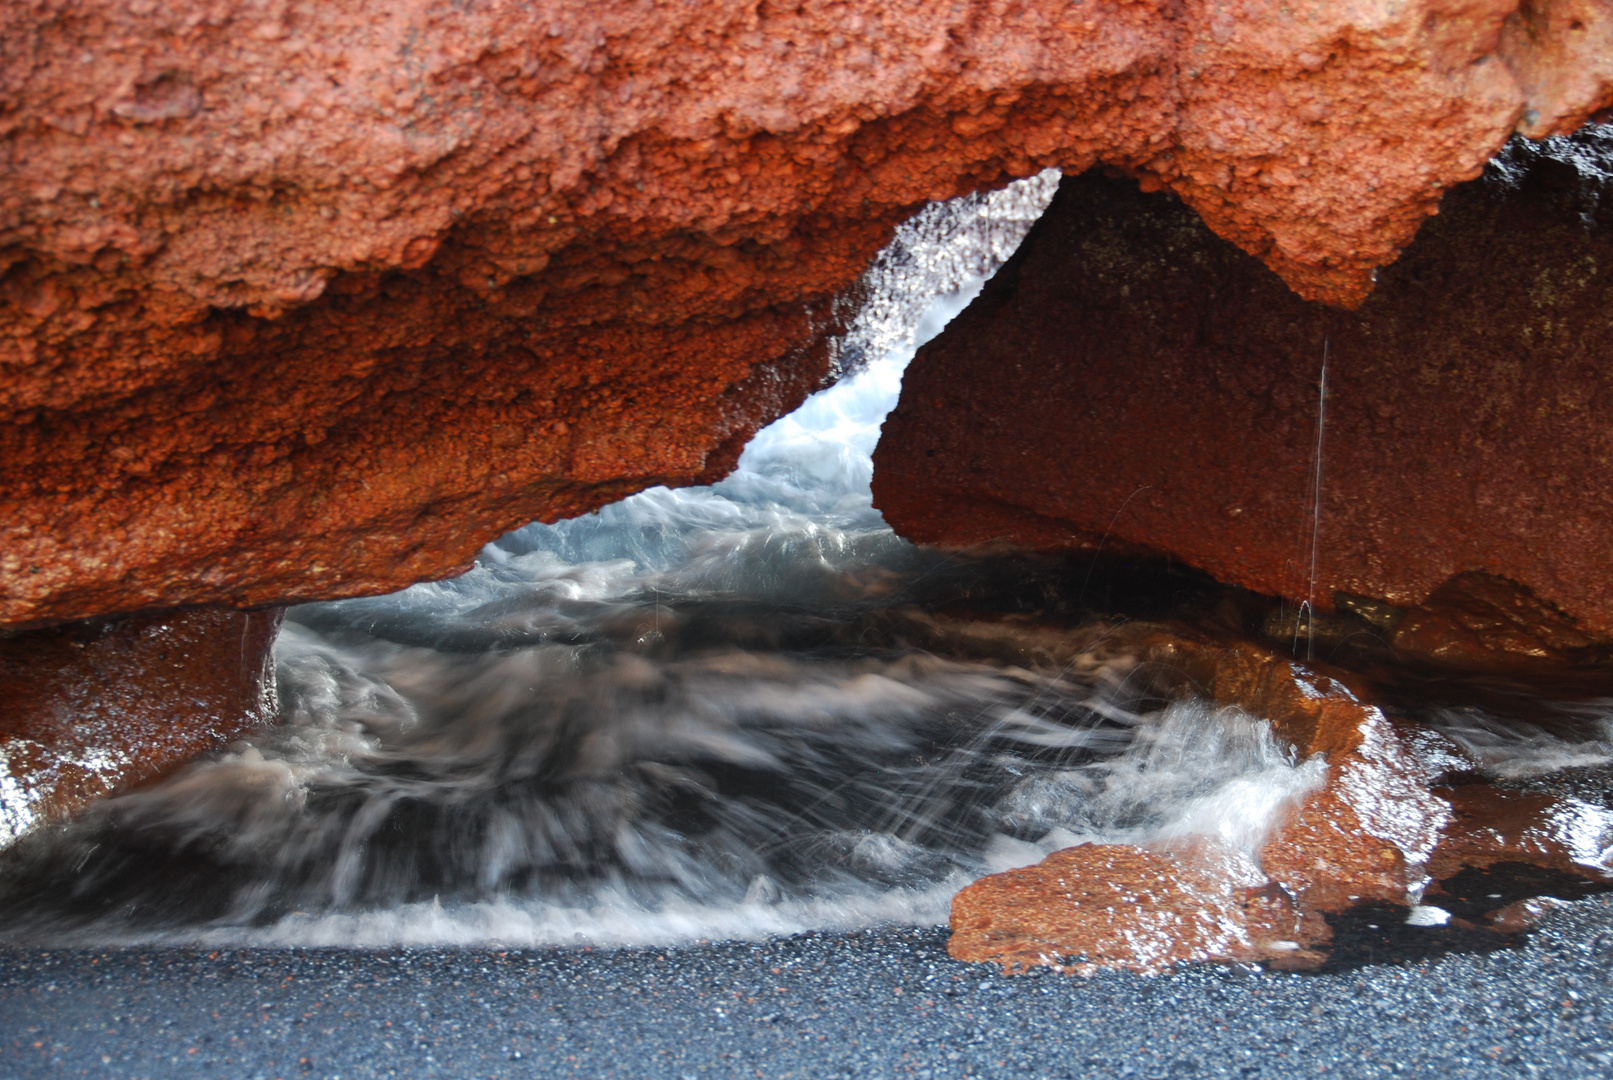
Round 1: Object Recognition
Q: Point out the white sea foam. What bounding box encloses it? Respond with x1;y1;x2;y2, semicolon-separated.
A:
0;170;1347;948
0;638;1327;948
1425;704;1613;779
194;883;969;951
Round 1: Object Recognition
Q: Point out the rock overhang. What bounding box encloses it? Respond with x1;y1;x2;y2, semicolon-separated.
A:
5;0;1611;626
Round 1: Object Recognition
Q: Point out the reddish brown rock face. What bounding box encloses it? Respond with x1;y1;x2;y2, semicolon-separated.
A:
947;634;1611;975
3;0;1608;626
948;643;1397;974
1203;648;1454;915
874;128;1613;633
949;841;1327;975
0;607;282;842
1388;571;1604;667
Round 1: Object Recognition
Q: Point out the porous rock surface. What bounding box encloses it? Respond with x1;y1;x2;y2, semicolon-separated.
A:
4;0;1609;626
948;636;1611;974
874;127;1613;633
949;840;1319;975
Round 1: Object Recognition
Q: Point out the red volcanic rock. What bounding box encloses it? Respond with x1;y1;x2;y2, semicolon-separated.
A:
948;643;1448;973
949;841;1325;975
1203;645;1453;916
3;1;1608;626
1198;644;1448;914
947;634;1613;974
1428;783;1608;882
1389;571;1604;667
874;128;1613;632
0;607;281;843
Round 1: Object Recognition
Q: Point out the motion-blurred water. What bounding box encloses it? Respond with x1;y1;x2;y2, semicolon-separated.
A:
4;171;1612;948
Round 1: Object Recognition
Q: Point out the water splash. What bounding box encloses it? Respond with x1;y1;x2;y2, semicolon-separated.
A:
0;170;1324;946
0;613;1323;946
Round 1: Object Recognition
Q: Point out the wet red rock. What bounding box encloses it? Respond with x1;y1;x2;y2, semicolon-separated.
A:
0;607;282;843
1390;572;1605;668
1240;669;1451;914
874;131;1613;634
950;841;1327;975
4;1;1610;625
1428;785;1587;877
947;635;1613;974
1199;643;1371;759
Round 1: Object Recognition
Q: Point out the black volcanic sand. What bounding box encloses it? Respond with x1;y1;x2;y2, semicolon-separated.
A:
5;899;1613;1079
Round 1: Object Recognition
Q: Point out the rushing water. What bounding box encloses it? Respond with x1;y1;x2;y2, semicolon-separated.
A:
3;172;1613;949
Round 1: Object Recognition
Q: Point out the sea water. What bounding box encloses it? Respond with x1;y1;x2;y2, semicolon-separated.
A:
4;171;1610;947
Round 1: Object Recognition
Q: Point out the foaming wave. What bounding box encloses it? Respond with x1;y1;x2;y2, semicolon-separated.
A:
1404;699;1613;870
0;169;1331;948
209;886;970;950
0;617;1321;946
1422;703;1613;780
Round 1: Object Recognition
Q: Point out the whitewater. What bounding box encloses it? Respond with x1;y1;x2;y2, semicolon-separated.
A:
3;171;1611;950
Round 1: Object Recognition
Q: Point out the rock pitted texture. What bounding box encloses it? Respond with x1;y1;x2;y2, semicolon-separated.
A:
4;1;1609;626
949;635;1611;974
874;127;1613;633
0;607;281;843
947;641;1383;973
949;840;1321;975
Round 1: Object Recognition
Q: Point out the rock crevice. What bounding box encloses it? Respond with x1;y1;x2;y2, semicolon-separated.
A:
874;127;1613;632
